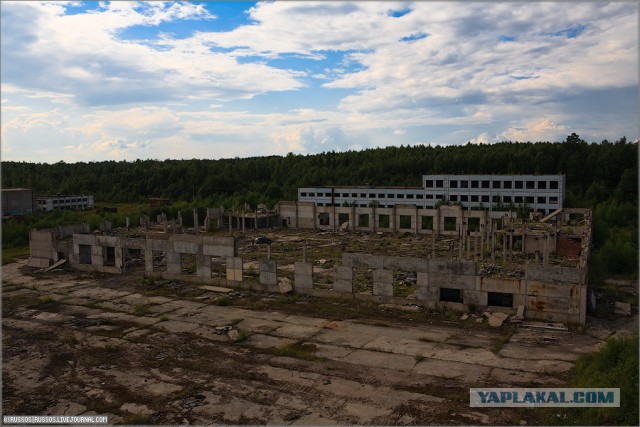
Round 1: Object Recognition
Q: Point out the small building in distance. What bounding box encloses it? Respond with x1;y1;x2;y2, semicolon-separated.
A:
36;194;94;212
149;197;170;210
1;188;34;217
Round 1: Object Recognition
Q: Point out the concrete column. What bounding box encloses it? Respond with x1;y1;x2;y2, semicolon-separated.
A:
126;217;130;228
194;210;199;234
392;206;397;233
543;234;549;266
166;251;181;275
294;262;313;291
162;218;168;233
259;259;277;286
502;233;507;264
372;269;393;297
267;244;271;260
178;211;183;226
144;249;154;274
509;232;513;263
242;212;245;233
255;209;258;230
196;253;211;279
228;213;232;233
333;266;353;293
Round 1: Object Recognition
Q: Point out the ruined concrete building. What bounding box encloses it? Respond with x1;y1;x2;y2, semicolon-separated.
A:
26;173;592;326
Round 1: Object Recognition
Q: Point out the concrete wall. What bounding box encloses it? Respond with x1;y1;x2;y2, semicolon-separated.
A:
278;201;514;236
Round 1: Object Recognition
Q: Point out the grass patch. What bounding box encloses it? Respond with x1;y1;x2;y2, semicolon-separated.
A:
215;295;231;306
546;333;638;426
414;352;425;363
266;340;323;361
159;315;169;321
2;246;30;264
133;303;150;316
490;325;515;354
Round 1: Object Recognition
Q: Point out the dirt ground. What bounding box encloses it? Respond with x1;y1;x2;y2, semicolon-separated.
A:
2;251;637;425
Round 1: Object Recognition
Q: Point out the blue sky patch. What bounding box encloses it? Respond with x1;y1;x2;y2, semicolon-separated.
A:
400;32;429;42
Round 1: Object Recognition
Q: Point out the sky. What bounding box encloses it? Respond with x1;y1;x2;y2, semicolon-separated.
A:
1;1;638;163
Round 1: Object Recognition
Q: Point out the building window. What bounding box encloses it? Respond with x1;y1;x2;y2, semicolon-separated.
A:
515;181;523;189
503;180;512;189
460;195;468;202
538;181;547;189
342;193;349;197
468;217;480;232
318;213;330;226
550;180;559;189
503;196;512;203
482;195;490;203
378;194;386;198
425;180;434;188
407;194;414;199
426;194;433;199
309;193;315;197
488;292;513;307
471;195;479;202
399;215;412;229
421;216;433;230
317;203;324;207
461;180;469;188
436;180;444;188
360;193;366;198
301;192;307;197
526;181;535;189
549;197;558;204
450;180;458;188
416;194;423;199
440;288;463;303
482;180;490;188
526;196;534;204
471;180;479;188
378;214;390;228
515;196;523;203
436;194;444;200
444;217;457;231
450;195;458;202
325;192;332;197
493;180;501;189
358;214;369;227
538;196;546;204
397;194;404;199
388;194;395;199
492;195;500;203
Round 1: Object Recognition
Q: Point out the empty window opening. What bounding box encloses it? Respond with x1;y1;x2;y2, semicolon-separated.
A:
378;214;390;229
211;256;226;279
468;217;480;232
79;244;91;265
393;269;417;298
444;216;457;231
399;215;412;229
358;214;370;228
538;181;547;189
526;181;535;189
440;288;463;303
181;253;197;276
421;216;433;230
152;250;167;272
104;246;116;267
338;213;349;226
425;180;434;188
353;267;373;294
482;180;490;188
550;180;559;189
318;212;330;226
488;292;513;307
450;180;458;188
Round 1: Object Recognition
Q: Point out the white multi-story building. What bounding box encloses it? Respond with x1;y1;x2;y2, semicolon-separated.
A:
298;174;565;214
36;194;94;212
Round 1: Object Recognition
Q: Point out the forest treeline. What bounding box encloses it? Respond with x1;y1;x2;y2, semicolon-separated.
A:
2;135;637;208
2;134;638;277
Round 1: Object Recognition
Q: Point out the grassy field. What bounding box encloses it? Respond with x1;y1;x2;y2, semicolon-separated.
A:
2;246;30;265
